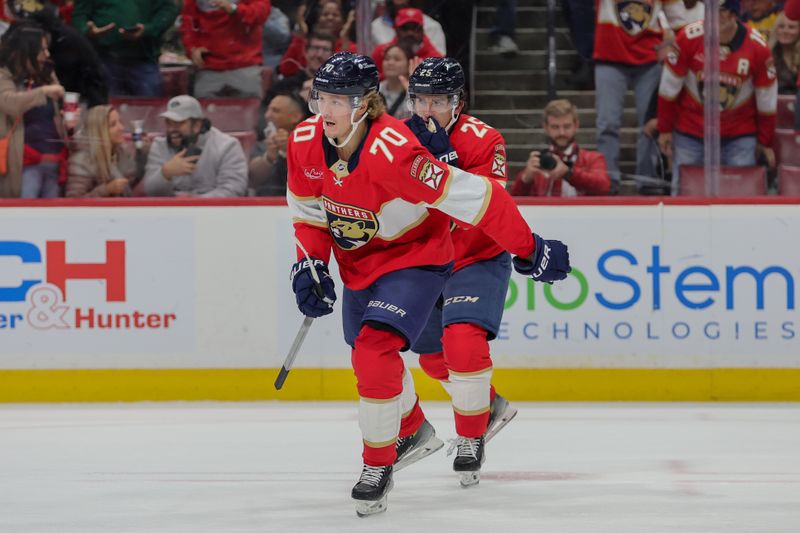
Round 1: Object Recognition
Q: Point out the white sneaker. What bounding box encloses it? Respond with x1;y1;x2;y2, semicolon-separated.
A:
490;35;519;56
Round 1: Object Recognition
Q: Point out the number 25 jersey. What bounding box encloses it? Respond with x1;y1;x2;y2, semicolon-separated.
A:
287;112;535;291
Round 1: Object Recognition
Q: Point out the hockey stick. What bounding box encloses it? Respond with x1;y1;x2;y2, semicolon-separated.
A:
274;238;334;390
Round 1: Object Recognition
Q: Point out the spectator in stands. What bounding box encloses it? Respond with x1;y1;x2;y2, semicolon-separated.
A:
66;104;145;197
510;99;610;197
743;0;781;40
144;95;247;197
563;0;596;89
594;0;675;186
0;22;80;198
7;0;108;107
268;30;334;101
182;0;271;98
769;12;800;94
248;91;306;196
73;0;178;97
657;0;777;195
372;0;445;54
489;0;518;56
379;42;414;119
256;31;334;141
372;8;442;77
262;3;291;69
278;1;355;77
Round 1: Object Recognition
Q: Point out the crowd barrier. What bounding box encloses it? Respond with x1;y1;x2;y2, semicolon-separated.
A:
1;197;798;402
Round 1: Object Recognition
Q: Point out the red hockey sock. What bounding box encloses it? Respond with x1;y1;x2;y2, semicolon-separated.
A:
399;397;425;438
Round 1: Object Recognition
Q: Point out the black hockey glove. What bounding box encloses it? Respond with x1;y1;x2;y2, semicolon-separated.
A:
290;258;336;318
512;233;571;284
405;115;459;166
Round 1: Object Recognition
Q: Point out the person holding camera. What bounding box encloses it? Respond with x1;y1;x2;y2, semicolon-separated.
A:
143;95;247;197
510;99;610;197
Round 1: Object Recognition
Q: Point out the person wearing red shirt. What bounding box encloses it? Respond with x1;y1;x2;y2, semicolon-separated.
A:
287;52;571;516
511;99;610;196
657;0;777;195
372;7;443;78
182;0;271;97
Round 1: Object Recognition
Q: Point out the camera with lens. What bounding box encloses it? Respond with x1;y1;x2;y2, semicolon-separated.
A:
538;149;558;171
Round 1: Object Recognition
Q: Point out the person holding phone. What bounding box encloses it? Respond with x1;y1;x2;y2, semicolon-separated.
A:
143;95;248;197
72;0;179;97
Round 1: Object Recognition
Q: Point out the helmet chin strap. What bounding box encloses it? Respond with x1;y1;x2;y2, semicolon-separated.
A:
327;107;369;149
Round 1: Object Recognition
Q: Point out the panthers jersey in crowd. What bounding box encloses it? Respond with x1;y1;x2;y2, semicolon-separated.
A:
287;113;535;290
594;0;664;65
657;20;777;146
447;113;507;272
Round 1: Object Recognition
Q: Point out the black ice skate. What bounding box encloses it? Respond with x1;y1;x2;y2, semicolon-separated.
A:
352;464;394;517
394;419;444;472
485;393;518;443
449;435;485;487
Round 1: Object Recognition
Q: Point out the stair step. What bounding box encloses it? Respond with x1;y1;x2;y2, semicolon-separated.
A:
475;5;566;28
472;108;638;130
472;91;637;109
475;28;573;50
474;70;576;91
499;128;641;146
474;50;578;70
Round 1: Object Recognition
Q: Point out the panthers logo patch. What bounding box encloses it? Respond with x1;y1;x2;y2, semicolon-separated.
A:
491;144;506;178
616;1;653;35
323;197;379;250
410;155;446;190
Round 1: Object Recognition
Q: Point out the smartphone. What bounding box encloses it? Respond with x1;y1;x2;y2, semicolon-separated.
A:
121;25;140;33
184;145;202;158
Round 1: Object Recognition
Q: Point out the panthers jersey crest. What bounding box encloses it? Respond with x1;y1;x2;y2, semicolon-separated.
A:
698;74;743;111
616;0;653;35
323;197;379;250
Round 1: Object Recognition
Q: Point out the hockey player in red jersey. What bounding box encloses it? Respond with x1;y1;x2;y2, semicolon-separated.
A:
394;57;518;488
657;0;777;194
287;52;571;516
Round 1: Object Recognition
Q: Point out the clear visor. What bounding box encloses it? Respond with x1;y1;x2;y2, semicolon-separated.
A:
407;93;459;113
309;89;362;116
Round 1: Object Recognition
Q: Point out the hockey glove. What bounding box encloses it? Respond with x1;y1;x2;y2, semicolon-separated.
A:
512;233;571;284
290;258;336;318
405;114;459;167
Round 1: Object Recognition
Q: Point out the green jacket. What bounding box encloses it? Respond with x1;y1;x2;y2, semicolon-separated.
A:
72;0;179;64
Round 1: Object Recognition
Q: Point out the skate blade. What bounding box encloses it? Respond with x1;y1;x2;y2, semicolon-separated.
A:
355;496;388;517
394;435;444;472
354;478;393;517
459;470;480;488
485;404;518;443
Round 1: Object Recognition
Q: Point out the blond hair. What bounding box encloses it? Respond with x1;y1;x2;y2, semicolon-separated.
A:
769;12;800;72
364;91;386;120
84;105;119;184
543;99;579;124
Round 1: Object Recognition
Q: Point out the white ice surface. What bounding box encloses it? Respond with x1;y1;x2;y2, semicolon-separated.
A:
1;402;798;533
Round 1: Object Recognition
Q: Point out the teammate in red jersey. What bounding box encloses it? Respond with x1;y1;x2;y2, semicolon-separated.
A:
286;52;571;516
392;57;518;488
657;0;777;194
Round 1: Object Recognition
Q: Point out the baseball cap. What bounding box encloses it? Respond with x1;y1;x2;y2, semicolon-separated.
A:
160;95;205;122
394;8;423;28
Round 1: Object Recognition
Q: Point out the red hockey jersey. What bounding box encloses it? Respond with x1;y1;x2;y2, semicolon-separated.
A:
657;21;777;146
287;113;535;290
594;0;664;65
448;113;507;272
